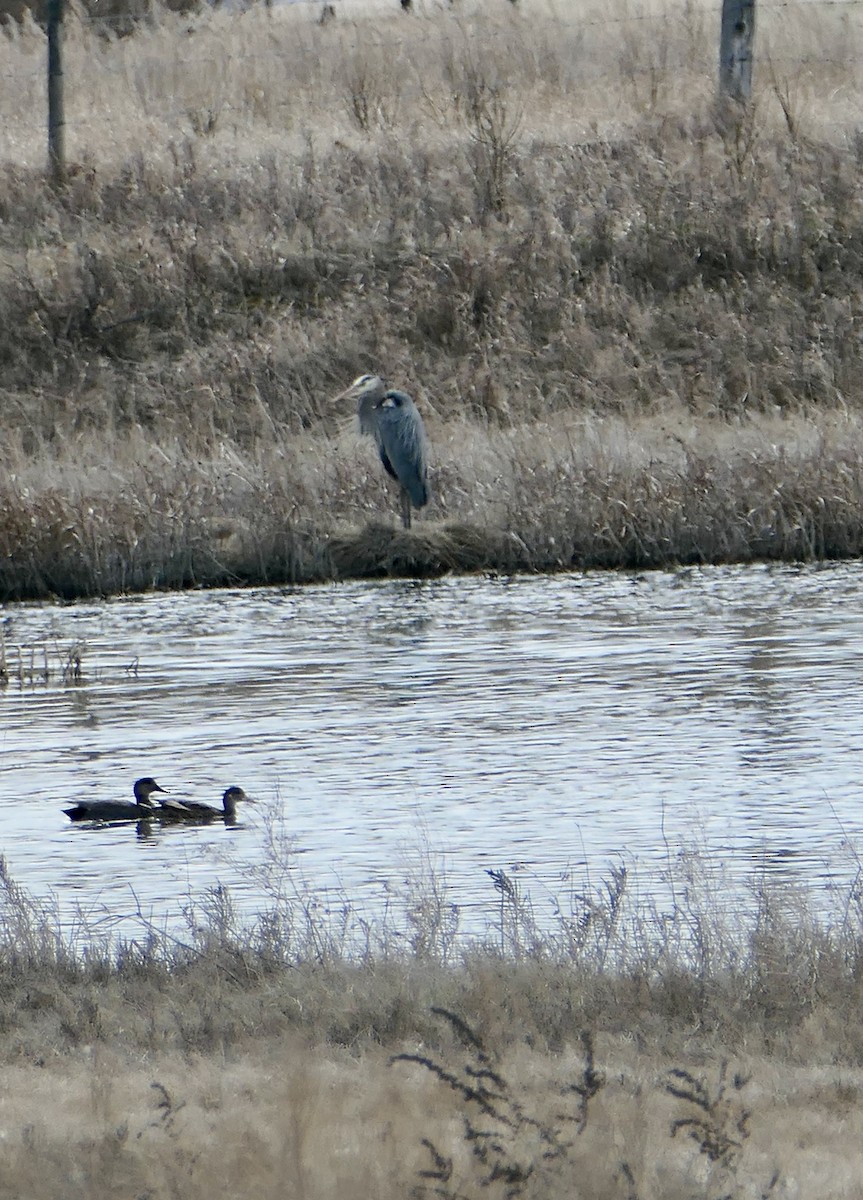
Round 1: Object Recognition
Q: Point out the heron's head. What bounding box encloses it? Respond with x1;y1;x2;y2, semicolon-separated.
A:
334;373;388;434
351;373;380;390
336;374;386;404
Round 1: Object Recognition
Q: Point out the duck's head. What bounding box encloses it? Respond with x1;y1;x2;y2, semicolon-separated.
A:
223;786;254;809
134;777;167;806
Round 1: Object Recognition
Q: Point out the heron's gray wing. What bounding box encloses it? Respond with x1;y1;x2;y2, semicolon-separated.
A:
378;446;400;483
377;391;430;509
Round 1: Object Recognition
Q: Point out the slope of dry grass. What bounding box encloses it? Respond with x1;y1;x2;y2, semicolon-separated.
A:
1;1;863;597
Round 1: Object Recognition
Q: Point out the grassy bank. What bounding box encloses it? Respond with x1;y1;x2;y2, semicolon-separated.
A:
1;848;863;1197
2;1;863;598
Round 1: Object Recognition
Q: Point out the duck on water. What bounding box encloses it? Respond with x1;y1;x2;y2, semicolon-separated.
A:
63;777;167;823
64;781;255;826
156;786;254;825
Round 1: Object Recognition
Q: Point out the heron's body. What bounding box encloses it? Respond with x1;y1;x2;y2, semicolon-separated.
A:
341;374;430;528
156;786;253;825
63;777;166;823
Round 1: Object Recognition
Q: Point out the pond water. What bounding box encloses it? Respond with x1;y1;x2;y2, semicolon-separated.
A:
1;562;862;947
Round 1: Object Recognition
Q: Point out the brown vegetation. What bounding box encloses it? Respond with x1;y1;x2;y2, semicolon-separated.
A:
0;1;862;596
3;11;862;1193
2;844;863;1197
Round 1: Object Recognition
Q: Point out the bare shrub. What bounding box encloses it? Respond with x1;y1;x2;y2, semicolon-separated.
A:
464;85;522;219
344;50;402;133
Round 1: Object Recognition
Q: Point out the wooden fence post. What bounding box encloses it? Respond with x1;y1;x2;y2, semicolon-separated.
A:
719;0;756;102
47;0;66;182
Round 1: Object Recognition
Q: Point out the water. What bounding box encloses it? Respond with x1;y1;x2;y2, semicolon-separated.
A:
1;562;862;945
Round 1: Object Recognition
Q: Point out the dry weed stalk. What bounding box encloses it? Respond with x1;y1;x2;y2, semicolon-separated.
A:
553;862;628;966
664;1062;781;1198
485;869;543;960
149;1080;189;1137
666;1062;751;1167
392;1009;603;1199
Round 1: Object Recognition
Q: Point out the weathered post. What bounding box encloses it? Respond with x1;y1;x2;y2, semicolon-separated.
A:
719;0;756;101
47;0;66;182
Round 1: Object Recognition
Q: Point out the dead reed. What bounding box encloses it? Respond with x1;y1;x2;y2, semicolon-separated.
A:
0;632;86;684
2;841;863;1064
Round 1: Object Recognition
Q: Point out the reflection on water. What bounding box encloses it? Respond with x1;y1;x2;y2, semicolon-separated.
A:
2;562;863;940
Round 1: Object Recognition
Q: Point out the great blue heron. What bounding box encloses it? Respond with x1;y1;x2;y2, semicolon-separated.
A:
155;786;254;825
338;374;430;530
63;777;167;823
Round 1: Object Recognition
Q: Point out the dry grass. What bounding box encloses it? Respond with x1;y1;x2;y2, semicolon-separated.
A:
4;15;863;1190
0;1;862;596
7;1036;863;1199
0;410;861;598
3;847;863;1196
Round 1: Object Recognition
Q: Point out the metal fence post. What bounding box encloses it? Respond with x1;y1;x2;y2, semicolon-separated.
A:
719;0;756;101
47;0;66;182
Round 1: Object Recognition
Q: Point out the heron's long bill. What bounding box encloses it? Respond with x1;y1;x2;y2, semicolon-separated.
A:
333;374;386;404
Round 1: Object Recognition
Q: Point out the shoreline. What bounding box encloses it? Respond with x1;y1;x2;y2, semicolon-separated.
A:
1;407;861;603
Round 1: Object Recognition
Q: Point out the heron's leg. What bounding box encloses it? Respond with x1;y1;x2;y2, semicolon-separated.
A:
400;487;412;530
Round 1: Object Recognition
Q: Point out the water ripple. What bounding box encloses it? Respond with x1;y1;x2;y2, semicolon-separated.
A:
1;562;862;937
